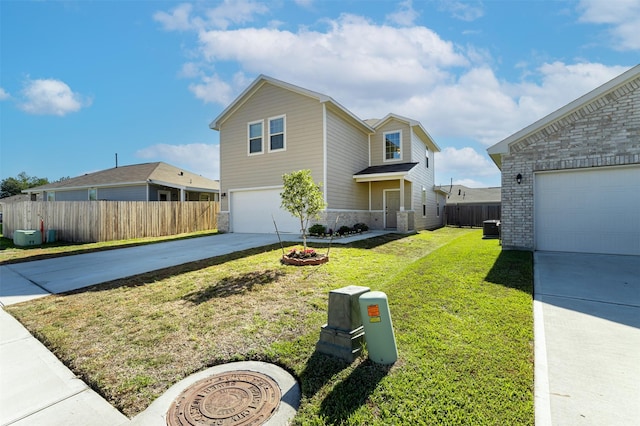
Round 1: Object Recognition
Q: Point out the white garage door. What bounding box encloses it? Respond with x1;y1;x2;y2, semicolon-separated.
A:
535;166;640;255
230;188;301;234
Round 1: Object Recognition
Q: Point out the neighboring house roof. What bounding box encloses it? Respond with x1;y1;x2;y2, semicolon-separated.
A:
353;162;418;182
0;194;30;204
210;74;374;135
23;162;220;194
488;64;640;169
436;185;501;204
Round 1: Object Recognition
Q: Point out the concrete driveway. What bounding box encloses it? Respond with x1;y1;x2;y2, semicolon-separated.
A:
534;251;640;425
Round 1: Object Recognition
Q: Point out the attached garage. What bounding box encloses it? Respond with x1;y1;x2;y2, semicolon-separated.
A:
535;166;640;255
487;65;640;254
230;188;301;234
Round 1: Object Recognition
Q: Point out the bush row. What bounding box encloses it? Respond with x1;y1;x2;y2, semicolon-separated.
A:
308;222;369;236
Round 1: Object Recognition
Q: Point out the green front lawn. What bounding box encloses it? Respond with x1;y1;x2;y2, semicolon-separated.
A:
7;228;533;425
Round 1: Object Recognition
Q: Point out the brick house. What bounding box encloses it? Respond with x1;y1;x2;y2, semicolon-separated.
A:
487;65;640;255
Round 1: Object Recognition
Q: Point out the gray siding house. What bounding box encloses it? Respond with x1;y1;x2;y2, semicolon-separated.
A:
24;162;220;202
210;75;442;234
488;65;640;256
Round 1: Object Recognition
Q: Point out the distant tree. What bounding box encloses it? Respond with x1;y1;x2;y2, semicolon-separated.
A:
0;172;49;198
280;169;326;251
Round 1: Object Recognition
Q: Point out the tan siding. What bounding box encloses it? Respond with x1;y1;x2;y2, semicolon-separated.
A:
408;129;441;229
218;83;325;210
325;106;370;210
371;120;411;165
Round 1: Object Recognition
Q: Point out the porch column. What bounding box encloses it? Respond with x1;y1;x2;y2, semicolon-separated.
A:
399;178;405;211
180;188;186;201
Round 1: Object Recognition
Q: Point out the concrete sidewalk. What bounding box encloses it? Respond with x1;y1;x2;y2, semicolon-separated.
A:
0;231;387;425
534;252;640;426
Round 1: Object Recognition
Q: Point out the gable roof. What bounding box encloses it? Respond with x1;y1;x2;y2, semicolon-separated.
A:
487;64;640;169
210;74;374;134
23;162;219;194
436;185;501;204
370;113;441;152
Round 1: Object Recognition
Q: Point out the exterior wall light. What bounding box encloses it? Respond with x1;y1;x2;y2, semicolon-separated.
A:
516;173;522;184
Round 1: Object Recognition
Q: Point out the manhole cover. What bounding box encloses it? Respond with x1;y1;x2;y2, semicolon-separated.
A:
166;370;282;426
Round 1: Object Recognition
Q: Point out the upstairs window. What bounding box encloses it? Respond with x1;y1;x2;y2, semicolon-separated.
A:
269;116;286;152
425;148;429;168
248;121;264;155
384;130;402;161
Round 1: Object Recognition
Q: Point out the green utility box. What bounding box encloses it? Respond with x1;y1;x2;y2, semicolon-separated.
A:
14;230;42;247
359;291;398;365
317;285;370;362
46;229;57;243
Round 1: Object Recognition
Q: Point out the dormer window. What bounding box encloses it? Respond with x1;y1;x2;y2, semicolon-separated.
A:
384;130;402;161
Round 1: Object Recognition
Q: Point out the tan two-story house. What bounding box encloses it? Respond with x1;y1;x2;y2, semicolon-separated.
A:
210;75;443;234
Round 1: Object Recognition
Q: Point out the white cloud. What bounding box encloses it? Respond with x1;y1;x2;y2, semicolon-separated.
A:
188;74;235;105
386;0;419;27
0;88;10;100
153;3;195;31
154;0;269;31
19;78;91;116
136;143;220;180
435;146;499;186
194;13;467;106
438;0;484;22
578;0;640;50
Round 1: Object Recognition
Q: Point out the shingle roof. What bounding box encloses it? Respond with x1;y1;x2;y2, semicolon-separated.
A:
25;162;219;192
354;163;418;175
436;185;501;204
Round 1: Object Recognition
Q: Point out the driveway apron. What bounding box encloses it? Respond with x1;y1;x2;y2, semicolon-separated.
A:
534;251;640;425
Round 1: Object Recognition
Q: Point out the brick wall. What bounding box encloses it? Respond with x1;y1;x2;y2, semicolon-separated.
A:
501;76;640;250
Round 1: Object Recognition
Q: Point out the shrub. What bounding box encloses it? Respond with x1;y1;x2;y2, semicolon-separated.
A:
338;225;352;235
353;223;369;232
308;224;326;236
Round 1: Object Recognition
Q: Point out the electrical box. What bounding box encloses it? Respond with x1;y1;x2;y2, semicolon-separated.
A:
317;285;370;362
14;230;42;247
359;291;398;365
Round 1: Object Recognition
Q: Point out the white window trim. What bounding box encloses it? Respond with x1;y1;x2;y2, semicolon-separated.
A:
88;188;97;201
383;130;402;162
247;120;264;156
267;115;286;153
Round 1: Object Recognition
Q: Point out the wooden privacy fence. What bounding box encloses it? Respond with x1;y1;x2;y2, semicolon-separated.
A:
444;204;501;227
3;201;219;243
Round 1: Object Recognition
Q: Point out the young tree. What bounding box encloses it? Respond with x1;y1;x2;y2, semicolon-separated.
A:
280;169;326;251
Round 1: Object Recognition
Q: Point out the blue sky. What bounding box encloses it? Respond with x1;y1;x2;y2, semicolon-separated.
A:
1;0;637;188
